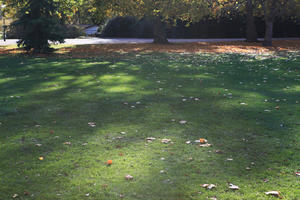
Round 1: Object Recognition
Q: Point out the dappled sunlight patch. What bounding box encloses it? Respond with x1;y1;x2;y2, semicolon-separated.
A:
99;73;136;84
103;85;134;93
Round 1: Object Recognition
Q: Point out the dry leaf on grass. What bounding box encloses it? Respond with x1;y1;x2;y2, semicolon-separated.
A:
146;137;156;142
228;183;239;190
64;141;71;145
199;143;212;147
88;122;96;127
161;139;171;144
179;120;187;124
125;175;133;180
201;184;216;189
265;191;281;198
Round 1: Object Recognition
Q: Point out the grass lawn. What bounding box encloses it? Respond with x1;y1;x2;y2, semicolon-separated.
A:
0;48;300;200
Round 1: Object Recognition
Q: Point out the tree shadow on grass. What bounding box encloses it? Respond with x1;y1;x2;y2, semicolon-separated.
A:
0;52;299;199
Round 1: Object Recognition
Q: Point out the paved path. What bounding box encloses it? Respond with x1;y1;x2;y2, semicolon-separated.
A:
0;37;299;46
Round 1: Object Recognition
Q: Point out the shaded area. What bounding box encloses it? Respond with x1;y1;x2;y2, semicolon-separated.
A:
0;52;300;199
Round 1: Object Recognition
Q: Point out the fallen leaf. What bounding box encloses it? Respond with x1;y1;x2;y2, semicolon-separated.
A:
107;160;113;165
201;184;216;189
146;137;156;142
179;120;187;124
125;175;133;180
265;191;281;197
199;138;207;144
64;142;71;145
215;150;223;154
228;183;239;190
161;138;171;144
199;143;212;147
88;122;96;127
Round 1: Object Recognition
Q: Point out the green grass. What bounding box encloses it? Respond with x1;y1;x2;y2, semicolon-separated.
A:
0;51;300;200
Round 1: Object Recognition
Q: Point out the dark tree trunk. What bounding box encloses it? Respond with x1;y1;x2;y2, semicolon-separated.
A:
246;0;257;42
153;16;168;44
263;19;273;46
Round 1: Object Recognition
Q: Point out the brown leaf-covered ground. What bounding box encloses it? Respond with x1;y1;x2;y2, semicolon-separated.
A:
1;40;300;57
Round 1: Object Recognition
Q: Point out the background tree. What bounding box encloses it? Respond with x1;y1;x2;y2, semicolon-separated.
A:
210;0;258;42
259;0;298;46
11;0;64;53
94;0;209;44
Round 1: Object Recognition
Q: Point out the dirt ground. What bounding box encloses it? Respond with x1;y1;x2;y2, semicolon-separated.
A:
1;40;300;57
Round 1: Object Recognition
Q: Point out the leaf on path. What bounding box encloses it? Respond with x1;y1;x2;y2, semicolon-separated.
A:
125;175;133;180
201;184;216;190
228;183;239;190
265;191;281;198
161;138;171;144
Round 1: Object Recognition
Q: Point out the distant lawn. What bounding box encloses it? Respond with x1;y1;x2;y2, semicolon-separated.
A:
0;51;300;200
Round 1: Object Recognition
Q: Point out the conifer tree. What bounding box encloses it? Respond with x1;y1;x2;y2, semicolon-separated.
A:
13;0;64;53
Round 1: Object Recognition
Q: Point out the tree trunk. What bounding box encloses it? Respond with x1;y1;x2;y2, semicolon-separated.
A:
153;16;168;44
263;19;273;46
246;0;257;42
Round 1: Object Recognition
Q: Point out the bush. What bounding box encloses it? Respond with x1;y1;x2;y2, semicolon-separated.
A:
7;24;85;39
60;25;85;38
100;16;153;38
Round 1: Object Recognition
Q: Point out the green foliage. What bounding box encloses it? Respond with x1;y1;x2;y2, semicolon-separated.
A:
12;0;64;53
